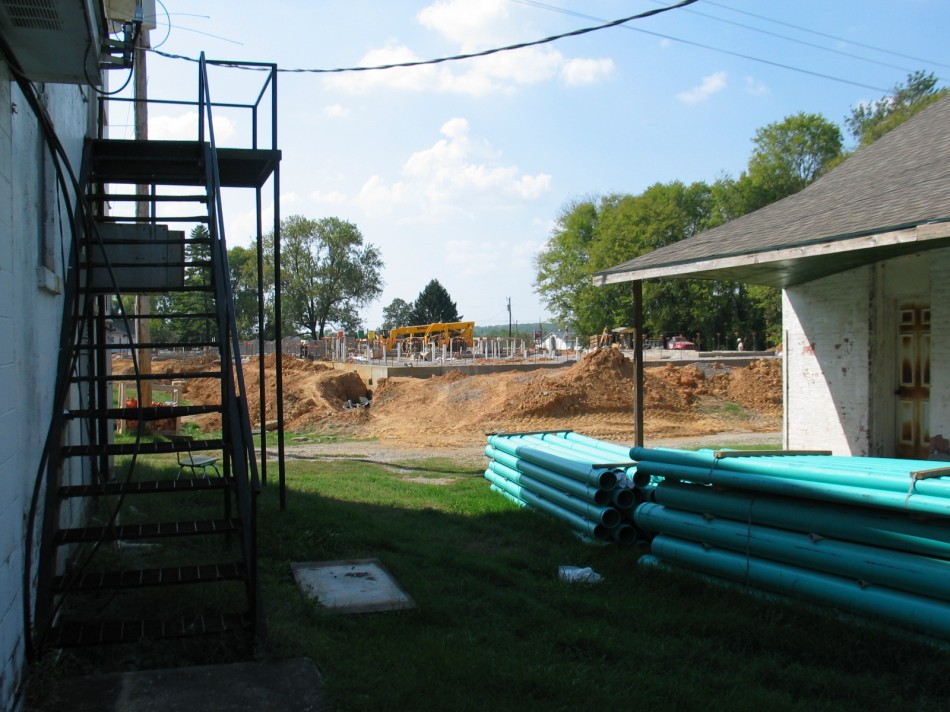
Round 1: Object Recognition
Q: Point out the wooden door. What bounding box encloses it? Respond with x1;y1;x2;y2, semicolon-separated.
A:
896;305;931;459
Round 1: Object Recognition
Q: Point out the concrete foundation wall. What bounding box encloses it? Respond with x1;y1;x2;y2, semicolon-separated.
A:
333;360;578;386
328;354;772;388
0;69;93;709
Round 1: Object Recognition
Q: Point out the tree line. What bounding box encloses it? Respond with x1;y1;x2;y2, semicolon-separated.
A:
149;72;944;348
534;71;946;348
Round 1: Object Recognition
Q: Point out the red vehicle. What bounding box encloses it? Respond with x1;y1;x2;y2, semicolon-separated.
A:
668;335;696;350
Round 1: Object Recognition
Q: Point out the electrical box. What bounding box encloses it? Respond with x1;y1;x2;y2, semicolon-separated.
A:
0;0;103;84
105;0;156;30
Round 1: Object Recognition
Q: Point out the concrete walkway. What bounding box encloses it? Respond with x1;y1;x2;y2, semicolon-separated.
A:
26;657;332;712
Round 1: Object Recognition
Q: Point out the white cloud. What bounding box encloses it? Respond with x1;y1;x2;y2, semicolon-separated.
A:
149;111;236;141
321;104;350;118
445;239;500;275
444;237;544;277
355;118;551;218
417;0;510;49
325;44;439;93
561;57;615;86
743;76;769;95
311;190;347;204
326;4;612;97
358;175;411;216
676;71;728;104
513;174;551;199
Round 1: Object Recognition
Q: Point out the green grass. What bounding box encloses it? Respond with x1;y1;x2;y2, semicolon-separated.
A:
43;456;950;711
252;459;950;712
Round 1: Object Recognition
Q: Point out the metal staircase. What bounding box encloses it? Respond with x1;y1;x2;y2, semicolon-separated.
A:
29;56;281;654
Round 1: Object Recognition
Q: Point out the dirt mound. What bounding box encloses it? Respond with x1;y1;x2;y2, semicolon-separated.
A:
708;359;783;413
112;351;783;447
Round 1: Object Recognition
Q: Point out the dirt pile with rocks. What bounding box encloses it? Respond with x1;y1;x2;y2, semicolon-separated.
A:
113;349;782;447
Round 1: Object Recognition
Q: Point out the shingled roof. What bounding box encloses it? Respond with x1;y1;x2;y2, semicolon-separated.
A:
594;94;950;288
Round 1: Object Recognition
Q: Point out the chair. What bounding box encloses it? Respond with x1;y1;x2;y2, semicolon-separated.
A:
169;434;220;479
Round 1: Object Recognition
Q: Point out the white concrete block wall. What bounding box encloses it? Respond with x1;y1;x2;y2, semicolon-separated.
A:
0;69;93;710
929;249;950;444
783;267;873;455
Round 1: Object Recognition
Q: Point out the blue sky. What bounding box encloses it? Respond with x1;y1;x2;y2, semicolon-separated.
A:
127;0;950;330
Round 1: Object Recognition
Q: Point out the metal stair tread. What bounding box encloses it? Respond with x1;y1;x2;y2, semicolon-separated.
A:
69;370;223;383
62;438;224;457
59;476;229;497
65;404;222;420
73;341;218;351
45;612;252;648
55;518;239;544
52;561;246;592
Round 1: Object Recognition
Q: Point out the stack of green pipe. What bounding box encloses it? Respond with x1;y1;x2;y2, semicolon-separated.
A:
631;446;950;640
630;447;950;516
484;431;637;543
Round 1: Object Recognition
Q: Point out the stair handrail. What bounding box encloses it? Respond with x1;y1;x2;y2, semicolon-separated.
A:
198;52;264;634
197;53;261;490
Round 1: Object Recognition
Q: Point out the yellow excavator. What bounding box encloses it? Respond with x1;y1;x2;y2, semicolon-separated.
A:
382;321;475;353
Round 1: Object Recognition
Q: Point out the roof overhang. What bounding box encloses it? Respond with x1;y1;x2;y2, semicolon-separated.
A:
593;220;950;288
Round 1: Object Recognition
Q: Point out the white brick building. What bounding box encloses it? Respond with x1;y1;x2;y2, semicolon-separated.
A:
595;96;950;459
0;4;112;707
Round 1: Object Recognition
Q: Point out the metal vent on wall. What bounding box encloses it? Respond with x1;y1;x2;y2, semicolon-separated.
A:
0;0;100;84
0;0;62;31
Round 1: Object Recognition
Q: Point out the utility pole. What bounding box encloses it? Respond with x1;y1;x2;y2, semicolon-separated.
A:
134;16;152;411
507;297;511;338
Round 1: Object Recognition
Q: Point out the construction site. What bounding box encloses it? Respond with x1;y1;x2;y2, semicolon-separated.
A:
112;345;784;450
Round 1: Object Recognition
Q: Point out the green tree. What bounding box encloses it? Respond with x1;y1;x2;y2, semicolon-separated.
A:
409;279;461;324
163;224;214;343
227;244;259;340
265;215;383;339
380;297;414;330
846;70;948;148
746;112;843;202
534;198;602;333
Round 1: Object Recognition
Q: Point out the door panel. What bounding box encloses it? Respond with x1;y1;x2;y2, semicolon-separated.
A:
896;304;931;459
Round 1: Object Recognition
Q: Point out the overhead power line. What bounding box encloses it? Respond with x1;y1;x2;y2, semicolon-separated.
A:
152;0;700;71
511;0;889;92
705;0;950;71
642;0;923;76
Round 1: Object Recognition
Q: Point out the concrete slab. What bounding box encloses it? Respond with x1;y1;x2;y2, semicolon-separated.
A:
26;657;332;712
292;558;415;614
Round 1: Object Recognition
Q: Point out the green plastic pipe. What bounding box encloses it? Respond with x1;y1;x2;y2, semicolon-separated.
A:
487;461;622;528
650;535;950;640
632;447;950;500
611;524;637;544
710;452;950;499
484;470;609;540
485;445;620;504
493;434;628;487
652;480;950;560
488;436;618;489
518;434;649;488
516;433;635;469
635;503;950;602
611;488;635;510
491;431;647;486
633;459;950;518
560;431;633;460
484;445;613;506
490;484;528;509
